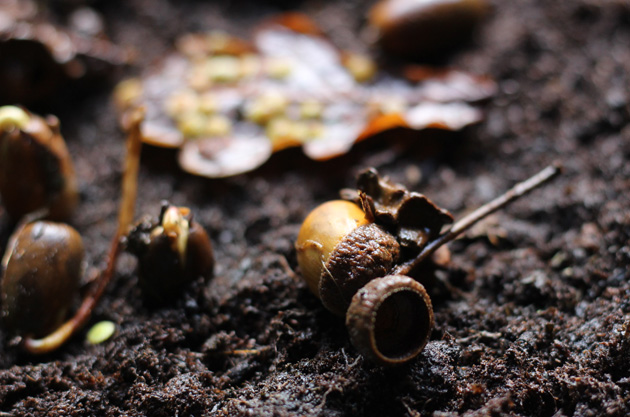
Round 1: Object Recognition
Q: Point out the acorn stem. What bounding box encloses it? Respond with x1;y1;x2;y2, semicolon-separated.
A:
22;109;144;354
393;163;561;276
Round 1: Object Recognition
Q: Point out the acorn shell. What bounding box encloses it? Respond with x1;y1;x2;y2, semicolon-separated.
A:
0;111;78;220
296;200;400;316
1;221;84;338
346;275;434;366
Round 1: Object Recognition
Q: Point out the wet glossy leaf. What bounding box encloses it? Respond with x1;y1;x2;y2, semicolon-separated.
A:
115;13;496;178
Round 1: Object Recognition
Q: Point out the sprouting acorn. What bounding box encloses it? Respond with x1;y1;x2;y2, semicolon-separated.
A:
0;106;78;221
1;220;84;339
0;107;144;355
126;202;215;305
296;165;560;365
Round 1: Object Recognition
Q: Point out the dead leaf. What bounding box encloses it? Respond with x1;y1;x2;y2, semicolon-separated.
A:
115;13;496;178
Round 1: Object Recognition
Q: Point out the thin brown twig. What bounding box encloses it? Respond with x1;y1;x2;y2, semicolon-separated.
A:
393;163;561;276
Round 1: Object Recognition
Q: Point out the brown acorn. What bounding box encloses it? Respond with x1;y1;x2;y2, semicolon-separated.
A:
1;221;84;338
0;106;78;221
126;202;215;305
296;165;561;366
295;198;436;366
296;200;402;317
3;108;145;355
369;0;489;60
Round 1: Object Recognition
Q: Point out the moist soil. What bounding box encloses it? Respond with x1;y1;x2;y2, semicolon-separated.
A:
1;0;630;415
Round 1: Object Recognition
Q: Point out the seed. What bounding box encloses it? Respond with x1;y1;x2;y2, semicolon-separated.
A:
0;106;30;130
165;90;200;118
198;92;219;114
265;57;293;79
187;64;213;90
177;112;206;138
86;321;116;345
299;100;324;119
207;56;241;83
113;78;143;110
245;92;288;125
266;118;312;147
343;52;377;83
204;114;232;137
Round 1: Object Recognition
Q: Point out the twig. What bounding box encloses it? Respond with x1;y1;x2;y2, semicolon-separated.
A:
393;164;561;276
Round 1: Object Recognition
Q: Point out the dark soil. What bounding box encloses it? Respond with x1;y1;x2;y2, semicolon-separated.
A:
2;0;630;415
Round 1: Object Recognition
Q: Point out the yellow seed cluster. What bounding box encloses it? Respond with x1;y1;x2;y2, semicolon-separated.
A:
165;90;233;139
187;55;242;90
240;54;262;78
162;31;341;143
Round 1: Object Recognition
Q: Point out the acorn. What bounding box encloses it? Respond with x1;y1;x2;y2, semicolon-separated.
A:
368;0;489;60
296;199;435;365
126;202;215;305
1;220;84;338
296;165;561;366
0;106;78;221
0;109;144;355
296;200;402;317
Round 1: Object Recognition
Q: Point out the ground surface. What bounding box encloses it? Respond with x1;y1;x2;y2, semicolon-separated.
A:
1;0;630;416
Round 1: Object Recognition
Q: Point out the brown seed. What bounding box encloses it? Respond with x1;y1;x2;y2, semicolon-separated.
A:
296;200;400;316
346;275;433;366
0;106;78;221
126;203;215;305
369;0;489;60
1;221;84;338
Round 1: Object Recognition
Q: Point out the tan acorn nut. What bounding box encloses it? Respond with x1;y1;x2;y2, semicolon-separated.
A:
1;221;84;338
346;275;433;365
0;106;78;221
126;203;215;305
296;200;402;317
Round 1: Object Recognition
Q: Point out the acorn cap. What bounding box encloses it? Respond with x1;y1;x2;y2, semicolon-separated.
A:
319;222;399;316
346;275;433;366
